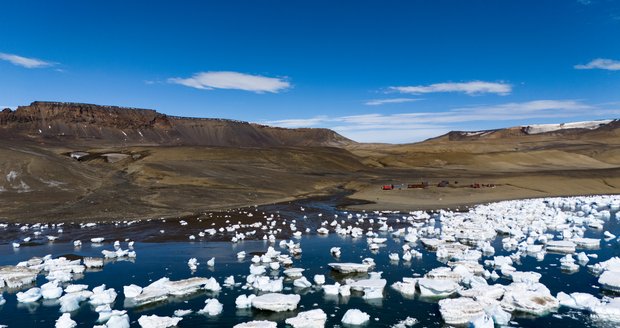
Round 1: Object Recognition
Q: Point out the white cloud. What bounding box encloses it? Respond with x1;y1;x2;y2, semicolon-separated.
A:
575;58;620;71
265;99;615;143
168;71;291;93
0;52;55;68
267;116;328;128
364;98;420;106
390;81;512;95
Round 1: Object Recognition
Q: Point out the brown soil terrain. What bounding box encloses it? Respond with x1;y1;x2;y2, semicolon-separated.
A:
1;101;619;222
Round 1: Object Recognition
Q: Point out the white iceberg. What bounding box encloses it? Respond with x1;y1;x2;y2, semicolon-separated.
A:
251;293;300;312
199;298;223;316
55;313;77;328
341;309;370;325
233;321;277;328
438;297;484;325
137;315;182;328
285;309;327;328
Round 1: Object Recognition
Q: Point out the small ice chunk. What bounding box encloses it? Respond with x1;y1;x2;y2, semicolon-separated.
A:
341;309;370;325
251;293;300;312
313;274;325;285
17;287;42;303
123;284;143;298
235;294;256;308
293;277;312;289
42;280;64;299
174;309;192;317
285;309;327;328
199;298;223;316
55;313;77;328
137;315;182;328
438;298;484;325
233;321;277;328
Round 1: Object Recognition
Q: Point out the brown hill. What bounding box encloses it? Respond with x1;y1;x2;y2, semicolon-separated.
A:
0;102;619;221
0;101;353;148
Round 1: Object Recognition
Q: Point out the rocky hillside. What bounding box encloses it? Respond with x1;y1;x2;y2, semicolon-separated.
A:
0;101;353;148
431;120;618;142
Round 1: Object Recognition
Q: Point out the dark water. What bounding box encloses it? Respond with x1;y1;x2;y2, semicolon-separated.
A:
0;197;619;327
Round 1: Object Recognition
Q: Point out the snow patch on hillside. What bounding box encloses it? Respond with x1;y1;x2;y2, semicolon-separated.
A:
523;120;613;134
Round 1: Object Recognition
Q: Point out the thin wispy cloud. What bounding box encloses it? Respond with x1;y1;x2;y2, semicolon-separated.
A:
575;58;620;71
168;71;291;93
0;52;55;68
364;98;420;106
267;99;617;143
390;81;512;96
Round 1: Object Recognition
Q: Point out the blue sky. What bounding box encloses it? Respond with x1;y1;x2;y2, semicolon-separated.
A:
1;0;619;143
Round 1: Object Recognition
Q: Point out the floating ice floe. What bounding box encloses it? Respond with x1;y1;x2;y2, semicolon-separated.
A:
285;309;327;328
188;258;199;271
174;309;192;317
328;261;373;274
500;282;559;315
84;257;104;269
55;313;77;328
546;240;576;253
137;315;182;328
557;292;600;311
90;284;117;305
102;248;136;259
313;274;325;285
17;287;42;303
251;293;300;312
0;265;39;288
350;278;386;299
341;309;370;325
233;321;277;328
293;276;312;289
235;294;256;308
438;298;485;325
417;278;459;298
41;280;63;299
199;298;223;316
125;277;216;307
59;290;93;312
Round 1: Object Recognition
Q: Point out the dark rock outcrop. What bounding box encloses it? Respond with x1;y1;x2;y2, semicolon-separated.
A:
0;101;353;147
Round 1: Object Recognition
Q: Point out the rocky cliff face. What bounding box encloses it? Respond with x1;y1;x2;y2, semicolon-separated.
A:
0;101;353;148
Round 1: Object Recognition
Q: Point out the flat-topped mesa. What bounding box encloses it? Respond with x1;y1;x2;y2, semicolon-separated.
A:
0;101;354;147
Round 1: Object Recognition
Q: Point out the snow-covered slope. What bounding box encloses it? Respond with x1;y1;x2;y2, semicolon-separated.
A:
523;120;613;135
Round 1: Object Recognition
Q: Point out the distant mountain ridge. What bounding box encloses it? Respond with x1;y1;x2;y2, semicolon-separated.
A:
433;119;620;142
0;101;353;148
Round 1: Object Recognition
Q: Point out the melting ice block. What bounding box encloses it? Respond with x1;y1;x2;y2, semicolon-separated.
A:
55;313;77;328
501;283;559;315
199;298;223;316
557;292;600;311
251;293;300;312
438;297;485;325
233;321;277;328
285;309;327;328
592;297;620;322
341;309;370;325
17;287;42;303
137;315;182;328
328;263;372;273
41;280;63;299
417;278;459;298
599;271;620;292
